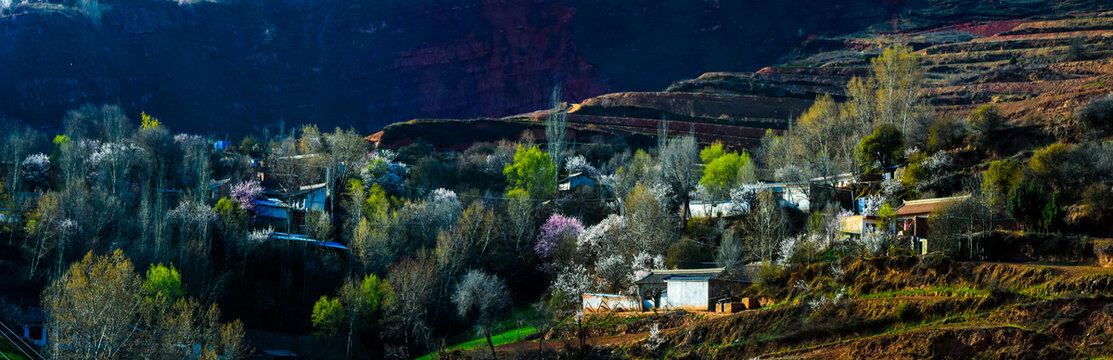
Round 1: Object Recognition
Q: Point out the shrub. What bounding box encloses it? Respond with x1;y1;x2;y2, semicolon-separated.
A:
666;238;704;269
1066;183;1113;234
1029;143;1072;189
968;104;1005;153
927;116;967;152
1075;93;1113;136
1009;180;1050;231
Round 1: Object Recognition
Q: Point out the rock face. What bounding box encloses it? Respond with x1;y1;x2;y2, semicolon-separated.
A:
0;0;898;134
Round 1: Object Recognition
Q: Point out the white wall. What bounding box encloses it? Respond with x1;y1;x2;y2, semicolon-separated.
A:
582;293;641;312
665;280;710;311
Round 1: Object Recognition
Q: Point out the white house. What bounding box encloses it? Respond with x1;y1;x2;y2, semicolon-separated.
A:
738;182;811;212
635;268;751;311
581;293;643;312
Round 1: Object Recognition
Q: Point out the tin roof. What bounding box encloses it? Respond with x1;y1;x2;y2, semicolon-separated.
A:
894;195;970;217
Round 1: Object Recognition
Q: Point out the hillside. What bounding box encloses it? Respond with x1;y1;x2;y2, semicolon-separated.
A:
374;2;1113;151
0;0;902;135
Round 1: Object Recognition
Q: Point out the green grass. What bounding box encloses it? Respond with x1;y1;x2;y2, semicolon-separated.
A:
416;325;539;360
416;307;544;360
859;285;989;299
0;337;29;360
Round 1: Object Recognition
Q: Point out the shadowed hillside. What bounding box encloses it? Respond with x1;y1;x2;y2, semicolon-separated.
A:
0;0;904;135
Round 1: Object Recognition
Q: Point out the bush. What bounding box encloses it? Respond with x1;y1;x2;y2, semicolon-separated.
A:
927;116;967;152
666;238;705;269
1008;180;1051;232
1075;93;1113;136
1066;183;1113;235
968;104;1005;153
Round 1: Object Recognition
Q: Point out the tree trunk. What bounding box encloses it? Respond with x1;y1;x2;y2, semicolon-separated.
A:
486;333;497;359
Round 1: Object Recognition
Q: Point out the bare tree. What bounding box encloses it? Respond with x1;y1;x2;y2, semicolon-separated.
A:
660;135;698;226
383;258;437;358
716;230;746;272
744;190;787;262
453;270;509;359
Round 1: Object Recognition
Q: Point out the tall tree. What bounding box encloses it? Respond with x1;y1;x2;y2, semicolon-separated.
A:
44;250;144;360
382;258;436;358
546;85;569;175
660;135;698;226
871;44;924;135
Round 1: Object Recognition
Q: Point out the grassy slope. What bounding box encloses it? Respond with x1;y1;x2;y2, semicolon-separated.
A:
0;337;29;360
606;256;1113;359
416;308;542;360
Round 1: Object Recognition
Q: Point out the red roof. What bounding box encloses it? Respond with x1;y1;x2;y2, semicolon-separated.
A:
894;196;969;217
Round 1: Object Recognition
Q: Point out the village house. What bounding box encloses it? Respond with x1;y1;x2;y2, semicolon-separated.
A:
21;306;46;347
893;195;970;254
286;183;328;211
581;293;643;313
559;172;597;192
634;268;752;312
253;198;294;220
839;214;883;240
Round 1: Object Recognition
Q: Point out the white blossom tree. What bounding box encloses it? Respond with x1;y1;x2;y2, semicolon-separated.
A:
453;270;509;359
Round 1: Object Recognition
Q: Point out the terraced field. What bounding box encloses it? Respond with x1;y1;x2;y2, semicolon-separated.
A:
373;8;1113;151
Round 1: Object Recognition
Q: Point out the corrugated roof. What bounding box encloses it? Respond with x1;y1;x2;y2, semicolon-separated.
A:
636;268;727;285
894;195;970;217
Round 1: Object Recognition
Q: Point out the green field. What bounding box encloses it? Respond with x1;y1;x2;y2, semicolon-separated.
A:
0;337;29;360
416;308;544;360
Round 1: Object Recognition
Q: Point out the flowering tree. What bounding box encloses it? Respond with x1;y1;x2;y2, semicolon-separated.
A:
453;270;508;359
534;214;584;273
550;264;592;310
21;153;50;190
230;179;263;212
361;151;408;195
564;155;600;178
859;195;885;216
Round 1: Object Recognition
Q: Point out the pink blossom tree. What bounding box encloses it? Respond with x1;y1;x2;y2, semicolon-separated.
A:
230;179;263;212
534;214;583;274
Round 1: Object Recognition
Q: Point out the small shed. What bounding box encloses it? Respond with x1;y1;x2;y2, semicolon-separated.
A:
22;307;46;346
839;215;882;239
254;198;293;220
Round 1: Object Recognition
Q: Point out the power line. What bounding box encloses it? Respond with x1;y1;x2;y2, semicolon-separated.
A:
0;320;42;360
0;321;37;360
0;319;44;360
